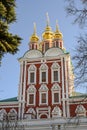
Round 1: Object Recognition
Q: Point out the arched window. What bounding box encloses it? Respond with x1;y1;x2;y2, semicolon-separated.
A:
8;109;17;120
51;83;61;105
27;108;36;115
51;62;60;83
52;106;62;118
27;85;36;106
75;105;86;117
25;108;36;119
39;84;48;105
28;64;36;84
0;109;7;120
39;64;48;83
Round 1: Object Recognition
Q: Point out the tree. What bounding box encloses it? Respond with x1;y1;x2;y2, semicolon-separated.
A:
65;0;87;88
0;0;21;64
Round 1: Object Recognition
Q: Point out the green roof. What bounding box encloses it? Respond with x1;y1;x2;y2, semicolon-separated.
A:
69;94;87;99
0;97;18;102
62;49;69;54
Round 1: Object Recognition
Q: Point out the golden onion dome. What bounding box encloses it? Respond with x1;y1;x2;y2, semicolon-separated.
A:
42;13;53;40
54;20;63;39
30;23;39;42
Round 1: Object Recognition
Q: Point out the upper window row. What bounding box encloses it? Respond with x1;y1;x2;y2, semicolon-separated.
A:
28;63;60;84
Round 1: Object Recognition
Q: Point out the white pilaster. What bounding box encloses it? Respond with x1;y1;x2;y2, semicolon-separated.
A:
61;57;66;117
18;61;23;119
22;60;27;118
64;56;70;117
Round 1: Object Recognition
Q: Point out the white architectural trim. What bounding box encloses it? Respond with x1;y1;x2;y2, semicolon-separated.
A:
75;105;86;117
39;84;48;105
51;62;60;83
18;61;23;119
23;50;42;59
52;106;62;118
28;64;36;84
8;108;17;120
22;61;27;119
51;83;61;105
0;109;7;120
44;47;64;57
39;63;48;84
65;58;70;117
36;106;51;119
61;57;66;117
27;85;36;106
26;108;36;115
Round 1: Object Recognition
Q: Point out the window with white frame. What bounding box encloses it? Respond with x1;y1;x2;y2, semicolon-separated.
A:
8;109;17;120
51;83;61;105
39;84;48;105
28;64;36;84
52;106;62;118
40;63;48;83
0;109;7;121
75;105;86;117
27;85;36;106
51;62;60;83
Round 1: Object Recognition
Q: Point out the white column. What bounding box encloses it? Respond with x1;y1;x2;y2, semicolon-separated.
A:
61;57;66;117
18;61;23;119
65;57;70;117
22;60;27;118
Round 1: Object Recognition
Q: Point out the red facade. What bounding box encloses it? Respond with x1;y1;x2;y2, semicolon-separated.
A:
0;20;87;121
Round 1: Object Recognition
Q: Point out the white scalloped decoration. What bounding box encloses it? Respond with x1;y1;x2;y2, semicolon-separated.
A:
44;48;64;57
24;50;42;58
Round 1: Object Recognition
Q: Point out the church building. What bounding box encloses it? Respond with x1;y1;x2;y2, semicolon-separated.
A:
0;14;87;130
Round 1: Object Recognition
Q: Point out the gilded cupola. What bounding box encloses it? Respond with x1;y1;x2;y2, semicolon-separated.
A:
42;13;53;40
54;21;63;39
30;23;39;42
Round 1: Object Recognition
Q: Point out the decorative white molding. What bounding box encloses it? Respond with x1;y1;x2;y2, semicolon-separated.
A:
51;83;61;105
27;85;36;106
52;106;62;118
39;63;48;84
61;57;66;117
45;48;64;57
64;58;70;117
26;108;36;115
36;106;51;119
24;50;42;59
39;84;48;105
0;109;7;120
75;105;86;117
22;60;27;119
28;64;36;84
51;62;60;83
8;108;17;120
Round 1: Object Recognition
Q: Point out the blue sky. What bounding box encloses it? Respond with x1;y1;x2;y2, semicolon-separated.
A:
0;0;85;99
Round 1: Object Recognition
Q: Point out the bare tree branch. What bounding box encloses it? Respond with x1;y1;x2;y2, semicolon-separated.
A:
65;0;87;27
65;0;87;88
73;35;87;87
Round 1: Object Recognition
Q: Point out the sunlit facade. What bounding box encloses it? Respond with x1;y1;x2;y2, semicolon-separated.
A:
0;15;87;130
